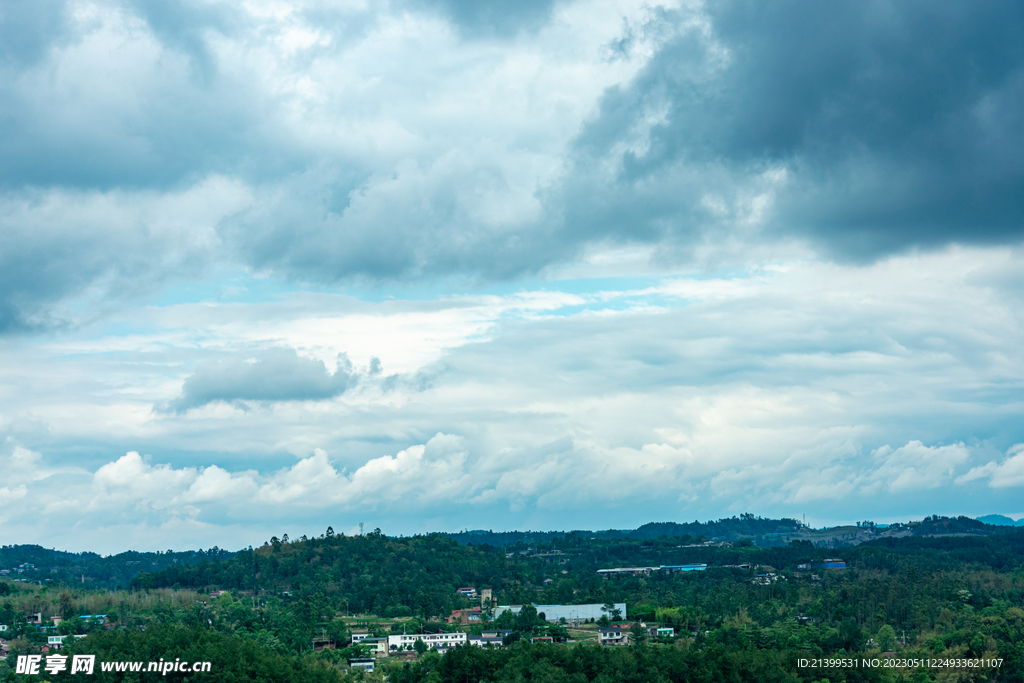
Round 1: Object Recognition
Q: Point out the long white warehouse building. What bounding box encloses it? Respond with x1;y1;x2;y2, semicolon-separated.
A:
387;632;468;650
495;603;627;623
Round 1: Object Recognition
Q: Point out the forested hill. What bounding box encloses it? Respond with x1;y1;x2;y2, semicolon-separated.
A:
442;514;1017;548
856;528;1024;570
130;531;532;618
4;515;1014;592
6;522;1024;679
0;544;236;590
130;524;1024;611
445;514;802;547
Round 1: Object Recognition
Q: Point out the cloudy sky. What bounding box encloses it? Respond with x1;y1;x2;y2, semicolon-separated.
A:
2;0;1023;553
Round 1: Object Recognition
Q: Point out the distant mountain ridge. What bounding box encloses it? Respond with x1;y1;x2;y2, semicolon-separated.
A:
976;514;1024;527
443;514;1023;549
443;514;803;547
4;514;1019;587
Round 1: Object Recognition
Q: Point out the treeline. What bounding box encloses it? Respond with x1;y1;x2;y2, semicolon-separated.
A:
905;515;1021;538
855;531;1024;572
444;513;802;547
127;526;1024;650
5;527;1024;680
2;515;1010;594
0;545;236;590
0;583;353;658
446;515;1017;549
132;529;1024;622
131;532;533;618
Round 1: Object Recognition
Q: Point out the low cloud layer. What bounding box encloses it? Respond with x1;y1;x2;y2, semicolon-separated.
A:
958;444;1024;489
0;247;1021;550
2;432;1022;554
164;348;357;413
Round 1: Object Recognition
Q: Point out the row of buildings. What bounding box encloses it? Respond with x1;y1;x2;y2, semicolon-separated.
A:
596;564;708;577
797;559;846;570
350;620;675;659
348;602;635;660
598;625;675;646
597;559;847;578
447;601;629;626
0;614;109;660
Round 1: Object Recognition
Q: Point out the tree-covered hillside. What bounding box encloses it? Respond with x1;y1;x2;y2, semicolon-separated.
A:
443;514;1018;549
4;519;1024;682
0;545;236;590
131;530;528;618
443;514;803;547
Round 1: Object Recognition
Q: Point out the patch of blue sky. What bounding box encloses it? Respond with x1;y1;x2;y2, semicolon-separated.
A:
309;273;670;305
341;268;765;304
492;295;676;321
146;266;758;309
84;224;786;307
148;267;306;307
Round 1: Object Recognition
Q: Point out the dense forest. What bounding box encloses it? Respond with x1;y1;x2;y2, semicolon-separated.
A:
443;514;805;546
443;514;1020;548
1;515;1011;588
2;518;1023;681
0;545;236;591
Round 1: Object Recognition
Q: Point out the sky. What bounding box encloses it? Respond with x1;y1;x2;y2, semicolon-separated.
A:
1;0;1023;554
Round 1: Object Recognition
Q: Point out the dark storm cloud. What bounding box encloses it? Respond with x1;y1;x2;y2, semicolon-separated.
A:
0;176;247;334
228;0;1024;285
562;0;1024;259
3;0;1024;335
0;192;166;333
221;166;571;285
165;348;357;413
0;0;301;192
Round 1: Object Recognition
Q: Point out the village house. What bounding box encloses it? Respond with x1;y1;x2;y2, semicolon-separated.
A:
447;606;483;624
468;630;510;648
598;626;629;646
348;657;375;673
359;637;388;656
